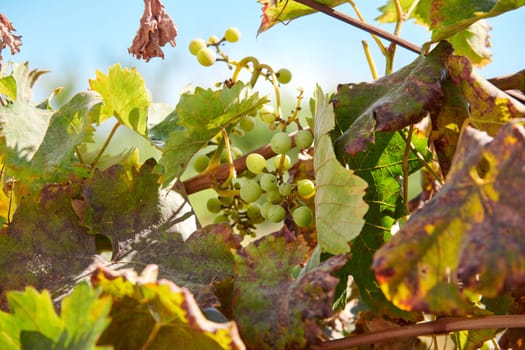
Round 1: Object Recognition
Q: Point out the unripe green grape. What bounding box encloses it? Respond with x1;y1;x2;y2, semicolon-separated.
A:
240;180;262;203
260;201;273;219
206;197;222;213
266;190;282;204
294;129;313;149
278;182;292;196
239;117;255;132
270;132;292;154
197;47;216;67
297;179;315;197
218;195;234;205
273;154;291;170
193;154;210;173
214;215;229;223
189;38;207;56
246;153;266;174
267;204;286;223
224;27;241;43
260;173;278;191
276;68;292;84
292;206;313;227
258;105;276;123
246;204;264;223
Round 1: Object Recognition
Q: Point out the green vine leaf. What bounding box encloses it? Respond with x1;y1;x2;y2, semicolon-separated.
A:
257;0;347;33
373;120;525;314
313;86;368;255
159;82;268;185
88;63;150;134
0;282;112;350
91;265;245;350
333;41;452;157
0;62;52;161
232;229;347;350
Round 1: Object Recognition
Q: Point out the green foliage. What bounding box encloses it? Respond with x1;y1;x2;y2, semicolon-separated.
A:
1;1;525;349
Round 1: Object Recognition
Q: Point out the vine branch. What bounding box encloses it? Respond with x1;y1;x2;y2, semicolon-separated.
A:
292;0;422;54
310;315;525;349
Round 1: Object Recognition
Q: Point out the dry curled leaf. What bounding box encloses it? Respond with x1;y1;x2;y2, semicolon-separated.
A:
129;0;177;61
0;13;22;70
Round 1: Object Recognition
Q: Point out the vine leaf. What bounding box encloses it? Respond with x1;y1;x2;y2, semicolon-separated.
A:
332;41;452;157
446;55;525;136
313;85;368;255
0;282;112;350
373;120;525;314
91;265;245;350
257;0;346;33
88;63;150;134
377;0;493;66
232;229;347;349
159;82;268;185
0;159;199;309
0;62;52;161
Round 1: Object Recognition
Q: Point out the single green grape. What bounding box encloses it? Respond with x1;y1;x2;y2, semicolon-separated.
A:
258;105;276;123
224;27;241;43
246;204;264;223
297;179;315;197
213;214;229;223
267;204;286;223
260;173;278;191
218;195;234;205
206;197;222;213
276;68;292;84
246;153;267;174
294;129;313;149
278;182;292;196
193;154;210;173
240;179;262;203
260;201;273;219
197;47;216;67
266;189;282;204
292;206;313;227
189;38;207;56
208;35;220;45
273;154;291;171
270;132;292;154
239;117;255;132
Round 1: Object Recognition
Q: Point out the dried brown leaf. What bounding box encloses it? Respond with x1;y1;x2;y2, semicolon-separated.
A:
129;0;177;61
0;13;22;69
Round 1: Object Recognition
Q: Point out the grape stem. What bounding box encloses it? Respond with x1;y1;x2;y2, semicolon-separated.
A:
309;315;525;349
180;129;306;195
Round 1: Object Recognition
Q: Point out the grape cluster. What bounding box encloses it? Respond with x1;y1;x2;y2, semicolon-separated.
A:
187;27;315;236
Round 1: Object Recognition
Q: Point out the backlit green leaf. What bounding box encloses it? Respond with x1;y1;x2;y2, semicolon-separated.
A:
313;86;368;255
89;64;150;134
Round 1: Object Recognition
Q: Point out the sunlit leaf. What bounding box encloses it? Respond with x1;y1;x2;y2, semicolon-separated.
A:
373;120;525;314
91;265;245;350
313;85;368;255
0;62;52;161
232;229;346;349
89;64;150;134
333;41;452;157
258;0;346;33
0;282;111;350
159;82;267;185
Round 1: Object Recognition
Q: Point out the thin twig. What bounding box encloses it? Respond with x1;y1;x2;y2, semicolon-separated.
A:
310;315;525;349
293;0;422;54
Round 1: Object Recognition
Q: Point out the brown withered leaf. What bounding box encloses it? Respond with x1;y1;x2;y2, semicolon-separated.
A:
129;0;177;61
373;120;525;315
0;13;22;69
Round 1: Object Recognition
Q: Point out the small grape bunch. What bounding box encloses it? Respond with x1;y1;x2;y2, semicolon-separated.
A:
188;27;241;67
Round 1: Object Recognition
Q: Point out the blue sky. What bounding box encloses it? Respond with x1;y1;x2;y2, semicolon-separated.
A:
3;1;525;104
